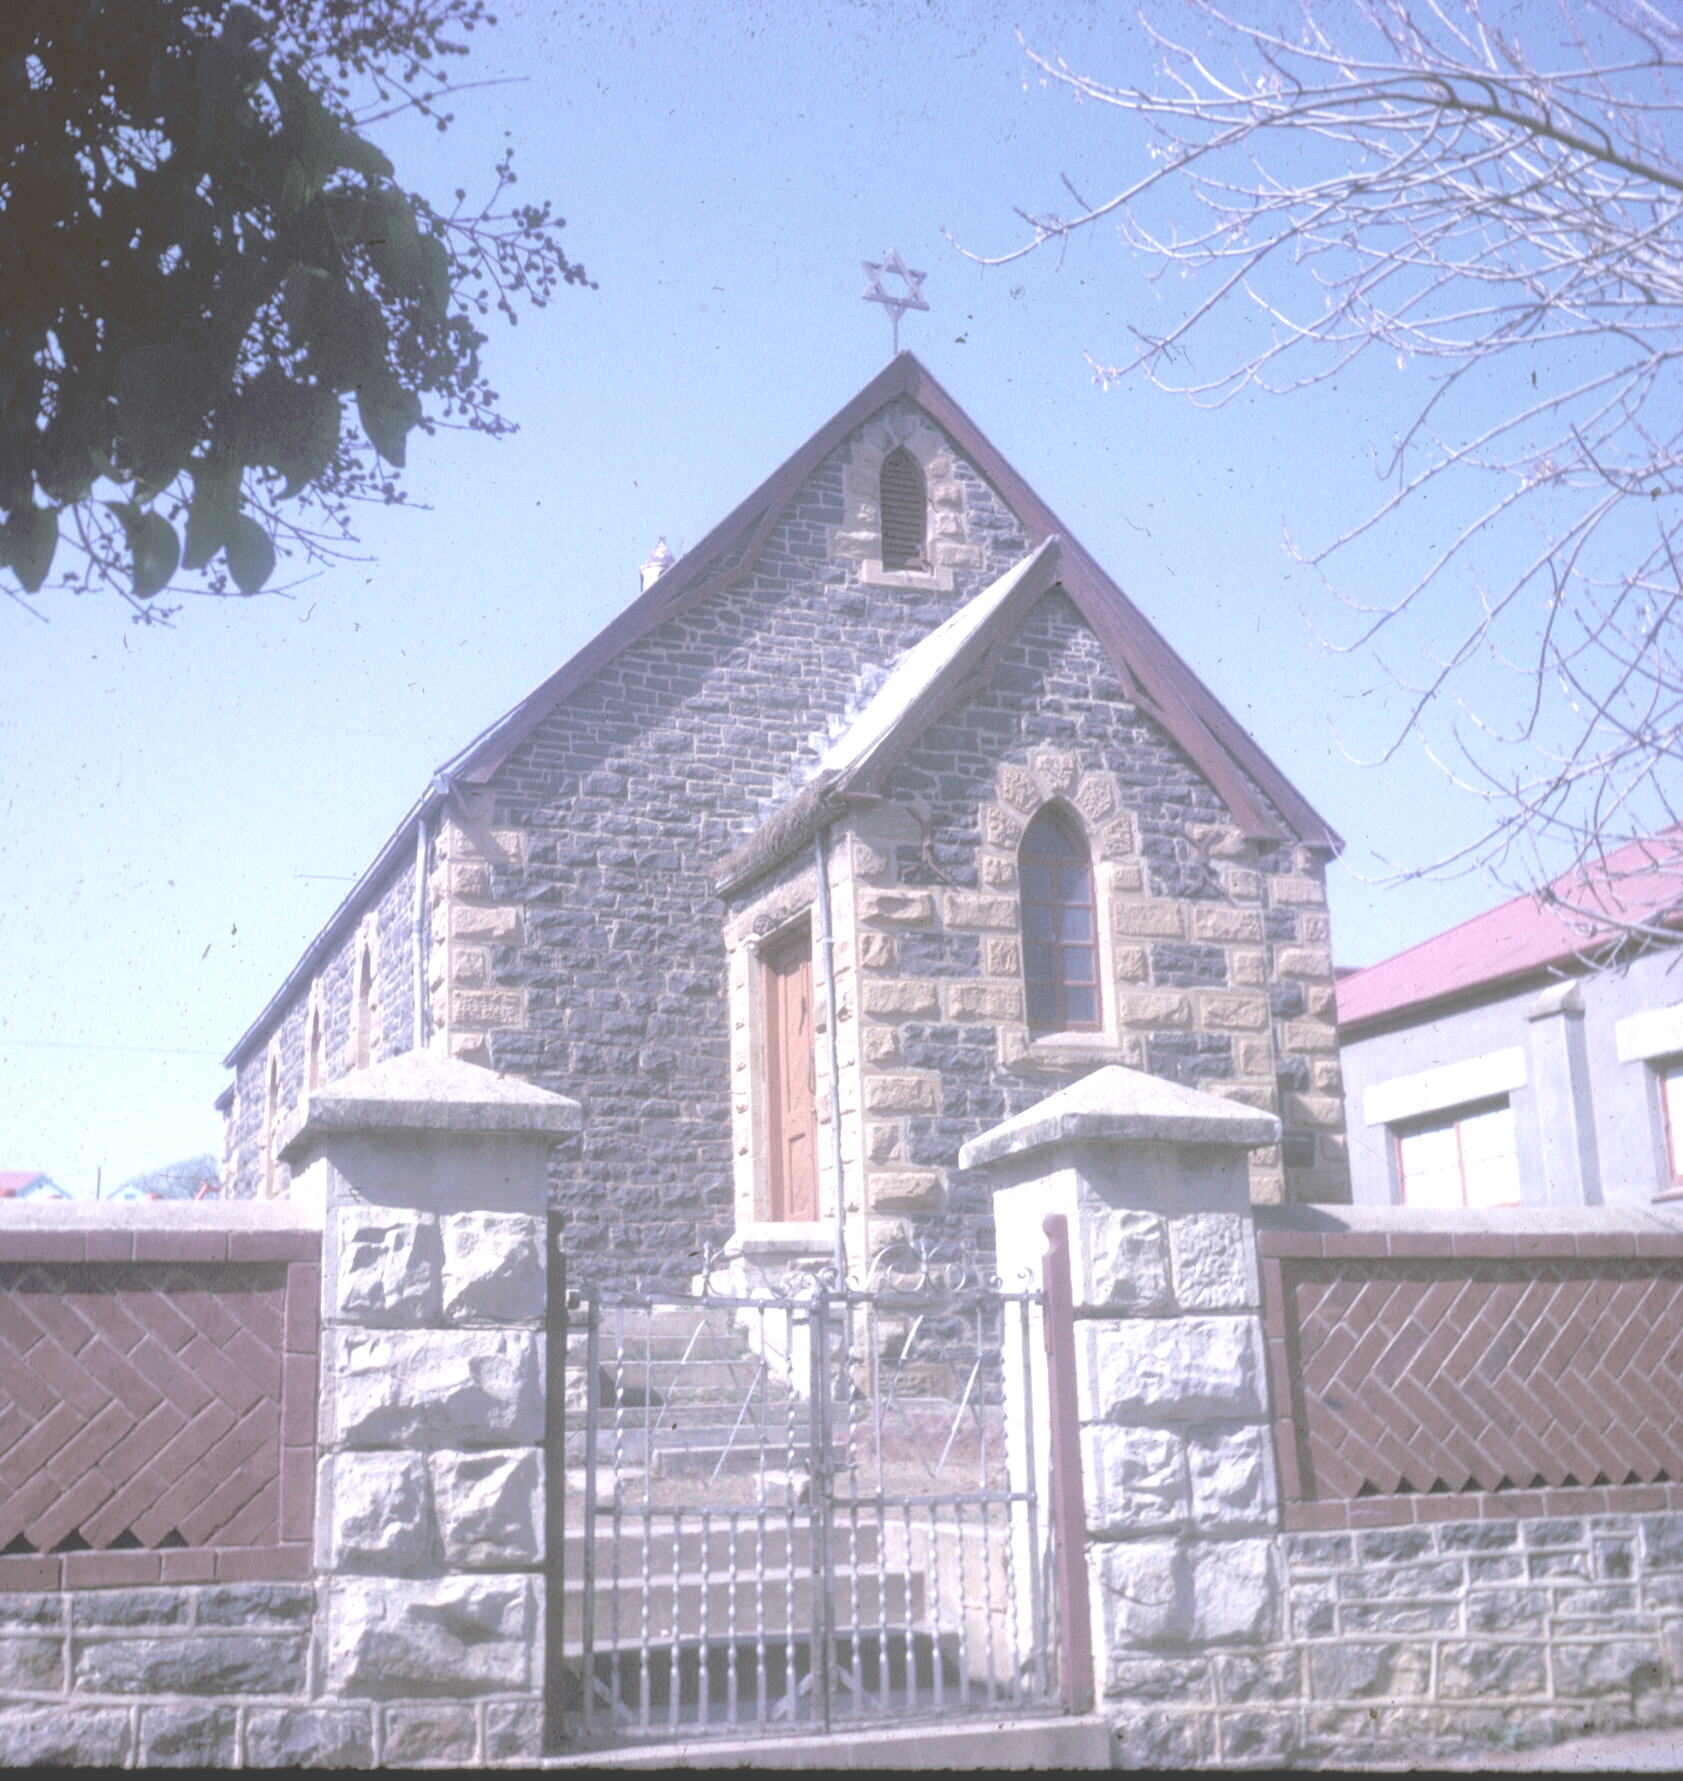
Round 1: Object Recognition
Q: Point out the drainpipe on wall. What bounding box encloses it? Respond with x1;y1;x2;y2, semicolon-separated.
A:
814;825;849;1285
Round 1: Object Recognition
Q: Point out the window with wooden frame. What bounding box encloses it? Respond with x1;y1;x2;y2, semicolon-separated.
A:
1656;1057;1683;1193
1020;806;1101;1033
1394;1096;1521;1209
760;919;819;1223
879;447;928;572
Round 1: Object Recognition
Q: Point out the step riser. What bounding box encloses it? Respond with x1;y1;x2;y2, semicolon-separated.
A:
558;1575;925;1645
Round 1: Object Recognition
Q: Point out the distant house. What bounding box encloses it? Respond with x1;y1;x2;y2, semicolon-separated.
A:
1337;834;1683;1209
0;1171;70;1201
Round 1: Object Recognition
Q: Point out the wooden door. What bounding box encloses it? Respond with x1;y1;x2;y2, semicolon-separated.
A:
762;923;818;1222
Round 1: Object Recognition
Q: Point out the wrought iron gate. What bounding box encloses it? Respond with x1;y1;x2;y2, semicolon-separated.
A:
552;1245;1067;1745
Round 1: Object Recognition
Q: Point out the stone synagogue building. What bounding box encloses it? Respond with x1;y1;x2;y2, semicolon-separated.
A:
221;353;1350;1279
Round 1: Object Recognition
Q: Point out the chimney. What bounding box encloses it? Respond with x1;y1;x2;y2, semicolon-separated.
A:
640;536;675;592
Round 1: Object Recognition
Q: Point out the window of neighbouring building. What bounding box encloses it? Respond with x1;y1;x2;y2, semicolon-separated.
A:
1020;805;1101;1034
1394;1096;1522;1208
1657;1057;1683;1189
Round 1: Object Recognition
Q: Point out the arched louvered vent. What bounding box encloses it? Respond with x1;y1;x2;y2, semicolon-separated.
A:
880;447;928;572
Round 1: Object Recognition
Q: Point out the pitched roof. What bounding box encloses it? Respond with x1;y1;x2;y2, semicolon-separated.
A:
227;353;1338;1067
1336;831;1683;1031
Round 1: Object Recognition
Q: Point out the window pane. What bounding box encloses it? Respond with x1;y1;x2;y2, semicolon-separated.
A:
1459;1104;1520;1207
1059;904;1093;942
1061;946;1095;985
1026;980;1061;1026
1021;862;1053;901
1064;986;1098;1025
1022;903;1054;942
1398;1124;1463;1208
1061;866;1091;901
1024;811;1083;859
1024;943;1058;984
1662;1062;1683;1182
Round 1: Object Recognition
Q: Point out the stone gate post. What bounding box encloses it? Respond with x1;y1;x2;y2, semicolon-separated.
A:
962;1065;1283;1758
278;1053;580;1767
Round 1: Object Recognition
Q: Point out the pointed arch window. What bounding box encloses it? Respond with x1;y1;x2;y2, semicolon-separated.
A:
354;942;375;1071
1020;807;1101;1032
880;447;928;572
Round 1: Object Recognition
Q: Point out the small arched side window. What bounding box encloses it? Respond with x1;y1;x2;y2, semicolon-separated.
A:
262;1052;282;1198
307;1001;324;1091
354;944;374;1071
880;446;928;572
1020;806;1101;1032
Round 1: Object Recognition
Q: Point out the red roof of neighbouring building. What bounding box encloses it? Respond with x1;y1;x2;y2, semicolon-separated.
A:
1337;832;1683;1031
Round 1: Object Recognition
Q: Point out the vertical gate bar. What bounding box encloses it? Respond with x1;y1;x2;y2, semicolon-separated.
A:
874;1309;890;1720
977;1300;999;1707
1016;1286;1047;1704
900;1499;916;1710
785;1307;801;1721
843;1296;863;1716
952;1496;971;1709
753;1304;769;1725
634;1308;653;1730
544;1234;566;1752
809;1284;834;1734
927;1495;945;1714
725;1507;740;1727
695;1504;711;1731
1041;1212;1093;1714
580;1291;601;1734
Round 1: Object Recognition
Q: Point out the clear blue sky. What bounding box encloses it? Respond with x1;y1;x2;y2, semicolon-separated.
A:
1;1;1549;1194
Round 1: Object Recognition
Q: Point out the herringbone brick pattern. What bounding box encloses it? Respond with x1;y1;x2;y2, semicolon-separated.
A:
0;1264;288;1554
1284;1259;1683;1500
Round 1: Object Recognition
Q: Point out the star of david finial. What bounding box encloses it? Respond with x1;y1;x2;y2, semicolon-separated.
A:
861;249;929;355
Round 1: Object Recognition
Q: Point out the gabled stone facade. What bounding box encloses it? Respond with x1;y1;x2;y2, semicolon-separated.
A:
223;355;1349;1282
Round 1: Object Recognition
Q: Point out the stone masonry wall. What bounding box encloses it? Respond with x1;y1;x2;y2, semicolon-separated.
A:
830;592;1345;1267
226;851;419;1200
479;399;1045;1280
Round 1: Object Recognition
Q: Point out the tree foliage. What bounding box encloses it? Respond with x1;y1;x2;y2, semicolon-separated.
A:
967;0;1683;938
0;1;589;614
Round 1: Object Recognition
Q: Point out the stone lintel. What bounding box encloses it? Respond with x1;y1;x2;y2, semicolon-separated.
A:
279;1052;580;1163
959;1065;1280;1172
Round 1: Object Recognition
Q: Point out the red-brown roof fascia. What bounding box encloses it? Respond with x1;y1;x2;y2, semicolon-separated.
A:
446;352;1339;849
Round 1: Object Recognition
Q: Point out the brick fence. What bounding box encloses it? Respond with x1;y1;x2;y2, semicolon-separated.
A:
1257;1209;1683;1532
0;1213;319;1591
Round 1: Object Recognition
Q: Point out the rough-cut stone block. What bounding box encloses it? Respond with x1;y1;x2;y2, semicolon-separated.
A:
245;1708;373;1769
1436;1642;1548;1697
999;765;1040;812
863;1075;937;1114
335;1209;441;1326
383;1704;478;1765
1114;903;1186;940
441;1212;546;1324
327;1451;435;1572
0;1707;130;1767
1551;1638;1666;1697
1110;1709;1206;1769
331;1328;544;1447
1186;1539;1278;1643
1082;1209;1171;1312
71;1589;187;1627
1214;1650;1301;1704
1191;907;1264;944
1085;1426;1188;1532
196;1584;314;1627
1087;1317;1265;1422
73;1633;307;1695
325;1576;535;1695
1187;1425;1276;1532
861;979;940;1018
138;1704;238;1768
857;888;934;926
1098;1541;1184;1646
868;1171;944;1212
430;1448;544;1568
1309;1641;1430;1699
0;1637;62;1690
1198;993;1269;1032
451;903;521;941
1167;1214;1257;1311
485;1700;545;1763
944;982;1023;1021
942;891;1016;931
